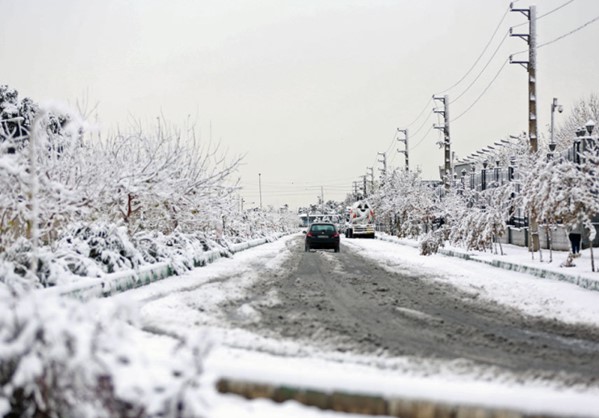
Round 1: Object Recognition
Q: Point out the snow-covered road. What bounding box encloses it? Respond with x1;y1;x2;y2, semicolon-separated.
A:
108;234;599;417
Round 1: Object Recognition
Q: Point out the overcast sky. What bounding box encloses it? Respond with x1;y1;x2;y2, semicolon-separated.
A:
2;0;599;210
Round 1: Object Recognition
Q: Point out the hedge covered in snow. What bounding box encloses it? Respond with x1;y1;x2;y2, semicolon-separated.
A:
0;85;296;288
0;85;296;417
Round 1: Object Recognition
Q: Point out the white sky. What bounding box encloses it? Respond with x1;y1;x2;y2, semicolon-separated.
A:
2;0;599;210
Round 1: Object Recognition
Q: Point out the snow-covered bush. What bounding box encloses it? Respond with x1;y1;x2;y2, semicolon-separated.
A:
374;168;436;239
0;284;210;418
79;120;242;238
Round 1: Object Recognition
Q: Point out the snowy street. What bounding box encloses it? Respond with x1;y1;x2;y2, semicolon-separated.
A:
112;233;599;417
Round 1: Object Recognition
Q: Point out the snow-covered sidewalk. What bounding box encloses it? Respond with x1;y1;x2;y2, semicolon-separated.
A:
376;232;599;292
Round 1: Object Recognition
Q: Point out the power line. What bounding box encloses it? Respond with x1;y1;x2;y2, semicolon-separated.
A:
436;6;510;95
383;130;399;156
409;124;435;151
450;31;509;104
451;58;509;123
409;108;435;138
512;0;576;29
403;97;433;128
538;13;599;49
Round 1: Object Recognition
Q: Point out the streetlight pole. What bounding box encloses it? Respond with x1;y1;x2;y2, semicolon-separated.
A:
549;98;562;159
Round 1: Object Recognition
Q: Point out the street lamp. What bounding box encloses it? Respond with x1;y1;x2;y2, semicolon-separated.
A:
583;119;596;159
585;119;595;136
550;98;563;147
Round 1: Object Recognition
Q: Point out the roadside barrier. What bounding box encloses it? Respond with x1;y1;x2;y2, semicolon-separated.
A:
217;378;562;418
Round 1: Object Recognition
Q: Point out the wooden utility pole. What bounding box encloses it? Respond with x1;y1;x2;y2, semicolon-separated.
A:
433;95;451;188
510;4;540;251
397;128;409;171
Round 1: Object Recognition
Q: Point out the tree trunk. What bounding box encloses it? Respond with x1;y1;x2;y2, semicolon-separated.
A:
548;222;553;263
589;229;596;272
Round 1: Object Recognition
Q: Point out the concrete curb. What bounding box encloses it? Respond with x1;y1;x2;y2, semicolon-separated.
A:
375;234;599;293
44;234;284;300
216;378;561;418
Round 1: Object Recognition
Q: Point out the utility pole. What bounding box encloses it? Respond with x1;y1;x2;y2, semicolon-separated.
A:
510;4;539;252
321;186;324;213
397;128;409;171
367;167;374;192
361;175;367;198
353;181;359;199
433;95;451;188
377;152;387;179
510;4;537;152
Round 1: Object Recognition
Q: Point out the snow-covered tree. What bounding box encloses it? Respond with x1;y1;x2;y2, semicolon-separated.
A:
554;94;599;150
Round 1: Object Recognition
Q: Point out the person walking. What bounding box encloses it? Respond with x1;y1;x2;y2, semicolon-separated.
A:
568;221;583;257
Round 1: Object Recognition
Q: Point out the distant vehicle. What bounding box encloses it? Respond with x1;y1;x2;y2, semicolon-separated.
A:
298;213;343;230
345;200;375;239
305;222;340;253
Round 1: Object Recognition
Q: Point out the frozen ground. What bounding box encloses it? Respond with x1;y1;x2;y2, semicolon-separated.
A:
105;233;599;417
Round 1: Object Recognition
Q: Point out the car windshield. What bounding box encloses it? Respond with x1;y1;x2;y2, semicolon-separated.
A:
310;224;335;233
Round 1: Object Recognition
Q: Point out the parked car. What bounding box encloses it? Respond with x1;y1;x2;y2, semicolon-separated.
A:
305;222;340;253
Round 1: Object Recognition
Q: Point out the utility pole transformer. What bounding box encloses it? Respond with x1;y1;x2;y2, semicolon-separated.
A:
433;95;451;188
510;4;537;152
397;128;409;171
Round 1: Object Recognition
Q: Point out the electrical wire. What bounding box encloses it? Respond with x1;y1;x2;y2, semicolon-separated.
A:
403;97;433;128
512;0;576;29
409;108;435;139
451;58;509;123
511;10;599;58
383;130;399;156
409;124;435;151
450;31;509;104
538;14;599;49
436;6;510;95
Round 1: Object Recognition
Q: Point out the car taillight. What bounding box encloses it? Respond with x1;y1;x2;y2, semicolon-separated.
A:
307;232;313;237
332;232;339;238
